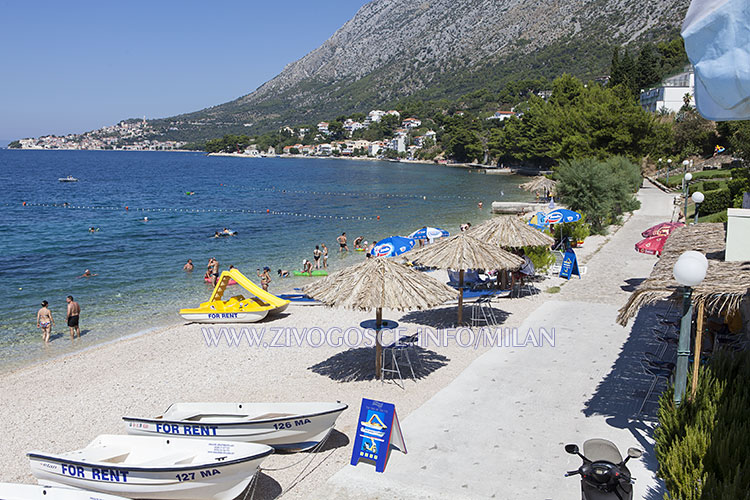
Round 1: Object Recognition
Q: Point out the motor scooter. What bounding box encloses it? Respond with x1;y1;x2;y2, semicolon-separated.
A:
564;439;643;500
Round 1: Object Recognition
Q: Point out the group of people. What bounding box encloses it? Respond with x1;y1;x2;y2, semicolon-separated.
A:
36;296;81;343
312;244;328;269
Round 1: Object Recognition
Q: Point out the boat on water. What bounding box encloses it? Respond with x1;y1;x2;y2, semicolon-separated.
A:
179;269;290;323
0;483;128;500
124;401;348;452
58;175;79;182
28;434;273;500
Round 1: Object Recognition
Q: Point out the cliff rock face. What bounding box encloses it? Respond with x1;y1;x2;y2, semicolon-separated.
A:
156;0;690;139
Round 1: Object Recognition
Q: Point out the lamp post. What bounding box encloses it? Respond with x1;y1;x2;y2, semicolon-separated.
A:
692;191;704;223
682;172;693;222
658;158;663;180
672;251;708;406
667;159;672;184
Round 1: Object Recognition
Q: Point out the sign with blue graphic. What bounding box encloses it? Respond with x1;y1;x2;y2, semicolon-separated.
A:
559;249;580;280
350;398;406;472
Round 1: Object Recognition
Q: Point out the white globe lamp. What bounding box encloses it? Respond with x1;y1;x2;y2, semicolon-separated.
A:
673;252;707;287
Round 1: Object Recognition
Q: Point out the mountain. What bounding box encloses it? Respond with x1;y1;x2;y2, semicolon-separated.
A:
150;0;691;141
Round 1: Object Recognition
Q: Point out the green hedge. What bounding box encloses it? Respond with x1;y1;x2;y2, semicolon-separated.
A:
698;188;732;215
655;350;750;500
662;169;733;187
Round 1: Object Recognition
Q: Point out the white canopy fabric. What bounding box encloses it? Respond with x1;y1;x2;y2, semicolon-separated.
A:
682;0;750;120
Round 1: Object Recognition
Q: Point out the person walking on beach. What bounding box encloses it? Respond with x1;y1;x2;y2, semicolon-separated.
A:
257;267;271;291
37;300;54;343
321;244;328;269
66;296;81;340
183;259;194;271
313;245;322;269
337;233;348;252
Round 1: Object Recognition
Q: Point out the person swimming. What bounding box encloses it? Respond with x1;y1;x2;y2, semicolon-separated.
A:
277;269;290;277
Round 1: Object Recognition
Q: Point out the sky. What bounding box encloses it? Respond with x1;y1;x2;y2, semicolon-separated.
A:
0;0;370;141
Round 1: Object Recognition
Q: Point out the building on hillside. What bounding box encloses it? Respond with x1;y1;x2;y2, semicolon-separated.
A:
267;146;276;155
640;69;695;113
386;110;400;117
389;136;406;153
369;141;385;156
298;128;309;138
317;122;330;135
402;118;422;128
365;110;386;126
343;119;364;134
487;111;516;121
317;143;333;155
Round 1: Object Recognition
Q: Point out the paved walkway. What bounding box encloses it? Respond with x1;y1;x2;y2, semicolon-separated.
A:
319;181;674;499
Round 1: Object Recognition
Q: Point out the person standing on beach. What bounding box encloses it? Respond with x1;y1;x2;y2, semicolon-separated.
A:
36;300;54;343
66;296;80;340
211;258;220;285
321;244;328;269
313;245;322;269
337;233;348;252
257;267;271;291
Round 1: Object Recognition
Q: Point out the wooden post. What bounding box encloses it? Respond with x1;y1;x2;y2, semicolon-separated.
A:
457;269;465;325
691;301;705;400
375;308;382;380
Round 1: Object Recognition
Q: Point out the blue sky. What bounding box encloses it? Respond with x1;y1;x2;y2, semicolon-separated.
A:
0;0;370;140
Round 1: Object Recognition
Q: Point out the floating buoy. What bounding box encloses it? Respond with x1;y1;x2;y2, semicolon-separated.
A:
267;209;270;213
22;201;26;206
125;206;129;210
377;215;380;220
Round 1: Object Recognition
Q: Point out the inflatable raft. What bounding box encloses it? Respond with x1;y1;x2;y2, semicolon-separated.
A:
292;270;328;277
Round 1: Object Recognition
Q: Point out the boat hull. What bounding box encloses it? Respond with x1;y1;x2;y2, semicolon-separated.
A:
0;483;128;500
124;402;347;451
28;436;273;500
178;310;268;323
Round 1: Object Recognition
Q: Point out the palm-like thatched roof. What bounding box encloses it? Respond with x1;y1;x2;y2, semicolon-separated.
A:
520;176;557;194
617;223;750;325
468;215;555;248
302;256;457;312
406;232;524;270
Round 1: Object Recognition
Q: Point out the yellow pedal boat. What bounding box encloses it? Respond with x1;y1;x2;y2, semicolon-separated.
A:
180;269;290;323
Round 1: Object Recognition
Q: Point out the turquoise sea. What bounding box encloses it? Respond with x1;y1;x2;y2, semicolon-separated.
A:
0;150;528;370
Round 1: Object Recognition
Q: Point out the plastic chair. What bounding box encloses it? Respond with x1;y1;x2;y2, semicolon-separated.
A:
637;360;674;416
381;340;416;388
471;295;498;327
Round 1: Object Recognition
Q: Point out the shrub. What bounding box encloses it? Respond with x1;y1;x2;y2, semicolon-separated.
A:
698;188;732;215
655;350;750;500
556;156;641;233
702;180;721;191
523;246;556;273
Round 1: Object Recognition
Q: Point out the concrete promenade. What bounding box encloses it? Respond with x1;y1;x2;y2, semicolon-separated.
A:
320;181;675;499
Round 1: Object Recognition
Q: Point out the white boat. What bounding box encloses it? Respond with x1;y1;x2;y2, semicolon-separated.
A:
28;434;273;500
58;176;79;182
0;483;128;500
124;401;348;452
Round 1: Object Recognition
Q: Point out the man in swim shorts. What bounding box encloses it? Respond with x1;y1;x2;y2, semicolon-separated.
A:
183;259;194;271
66;295;81;340
313;245;322;269
211;257;220;285
337;232;348;252
37;300;54;343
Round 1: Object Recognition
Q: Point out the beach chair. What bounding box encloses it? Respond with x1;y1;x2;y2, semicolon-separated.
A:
636;359;674;417
470;294;498;327
381;338;417;388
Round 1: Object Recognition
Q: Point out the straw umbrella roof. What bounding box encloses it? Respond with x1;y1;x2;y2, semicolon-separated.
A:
617;223;750;325
406;232;524;270
303;256;456;312
520;176;557;194
468;215;555;248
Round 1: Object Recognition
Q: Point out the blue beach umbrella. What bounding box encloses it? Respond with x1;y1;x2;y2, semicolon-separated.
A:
528;211;548;230
370;236;416;258
544;208;581;224
408;226;450;240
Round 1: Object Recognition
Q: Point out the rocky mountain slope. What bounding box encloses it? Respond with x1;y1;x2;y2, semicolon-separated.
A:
151;0;691;141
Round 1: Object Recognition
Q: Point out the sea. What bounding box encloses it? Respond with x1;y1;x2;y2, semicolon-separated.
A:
0;150;528;371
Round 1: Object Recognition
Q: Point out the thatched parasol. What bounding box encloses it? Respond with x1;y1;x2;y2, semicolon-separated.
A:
406;233;524;324
617;223;750;326
468;215;555;248
303;256;456;378
520;176;557;196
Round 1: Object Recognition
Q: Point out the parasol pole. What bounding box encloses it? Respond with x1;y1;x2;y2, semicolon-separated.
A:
375;307;383;380
457;269;465;325
690;301;705;399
